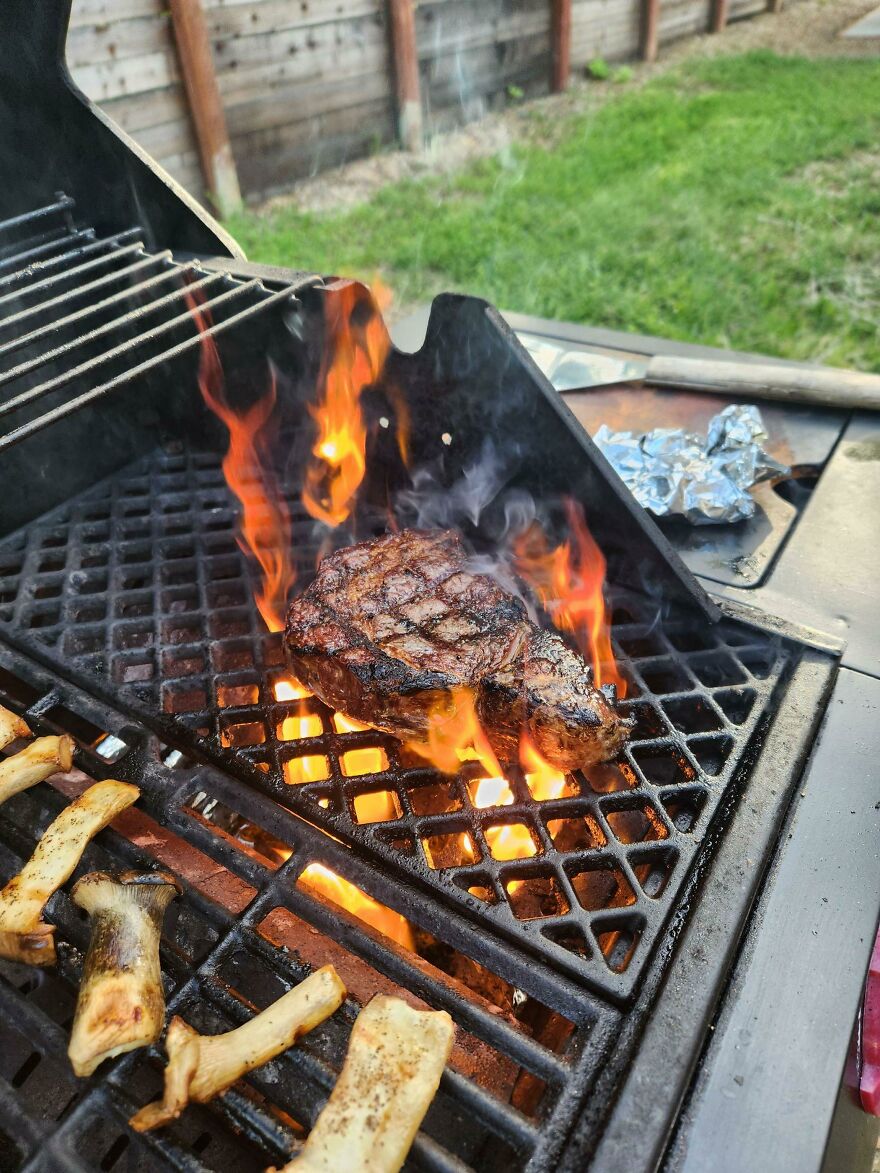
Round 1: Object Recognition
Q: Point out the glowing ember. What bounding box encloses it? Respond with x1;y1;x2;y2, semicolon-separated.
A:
186;289;295;633
513;498;626;697
341;746;389;776
468;773;535;865
302;281;392;528
280;704;328;784
299;863;414;950
486;824;537;861
353;790;400;824
279;710;322;741
405;687;501;779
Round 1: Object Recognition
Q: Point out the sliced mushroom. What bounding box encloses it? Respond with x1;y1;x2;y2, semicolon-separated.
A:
0;704;30;750
0;779;139;965
272;996;455;1173
130;965;347;1132
0;735;74;806
68;870;181;1077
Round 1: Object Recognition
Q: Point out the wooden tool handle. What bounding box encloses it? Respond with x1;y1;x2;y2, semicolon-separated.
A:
644;355;880;411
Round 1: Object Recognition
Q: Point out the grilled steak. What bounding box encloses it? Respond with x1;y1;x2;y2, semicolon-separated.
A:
284;529;631;771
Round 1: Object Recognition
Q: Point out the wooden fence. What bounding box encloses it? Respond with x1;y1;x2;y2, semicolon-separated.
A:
67;0;779;210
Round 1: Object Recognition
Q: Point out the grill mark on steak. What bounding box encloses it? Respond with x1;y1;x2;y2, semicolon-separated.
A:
284;529;632;772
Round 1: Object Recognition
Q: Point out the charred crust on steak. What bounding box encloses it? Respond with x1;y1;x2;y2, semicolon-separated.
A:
285;529;632;771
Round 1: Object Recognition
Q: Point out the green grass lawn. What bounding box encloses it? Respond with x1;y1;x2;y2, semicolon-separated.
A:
229;51;880;370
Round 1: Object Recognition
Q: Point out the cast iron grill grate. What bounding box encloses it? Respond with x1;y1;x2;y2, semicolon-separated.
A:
0;194;299;454
0;446;794;1000
0;652;611;1172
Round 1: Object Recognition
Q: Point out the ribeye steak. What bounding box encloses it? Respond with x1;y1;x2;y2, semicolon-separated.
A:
284;529;631;771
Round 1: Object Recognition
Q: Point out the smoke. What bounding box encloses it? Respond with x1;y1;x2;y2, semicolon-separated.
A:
396;437;519;531
394;437;549;617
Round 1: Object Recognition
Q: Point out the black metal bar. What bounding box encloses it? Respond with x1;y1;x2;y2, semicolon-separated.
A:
440;1067;539;1150
0;253;178;352
0;283;298;451
0;277;262;420
0;973;71;1057
0;270;224;387
0;227;94;274
0;1074;43;1157
0;240;147;311
0;194;74;238
0;224;71;264
0;228;142;293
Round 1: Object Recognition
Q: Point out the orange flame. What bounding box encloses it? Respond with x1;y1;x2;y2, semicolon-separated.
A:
405;687;502;778
299;863;414;951
186;289;295;632
513;498;626;697
519;731;570;802
468;773;535;863
302;281;392;528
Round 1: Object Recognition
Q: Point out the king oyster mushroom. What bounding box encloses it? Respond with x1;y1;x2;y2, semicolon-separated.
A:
0;779;139;965
0;734;74;806
130;965;347;1131
270;996;455;1173
68;869;181;1077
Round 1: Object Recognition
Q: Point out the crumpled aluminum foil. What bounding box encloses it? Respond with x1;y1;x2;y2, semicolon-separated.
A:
593;404;790;525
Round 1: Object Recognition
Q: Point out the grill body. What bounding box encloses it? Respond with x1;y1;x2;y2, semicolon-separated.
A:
0;9;846;1166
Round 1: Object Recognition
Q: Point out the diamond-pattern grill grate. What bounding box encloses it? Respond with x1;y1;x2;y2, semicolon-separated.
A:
0;657;598;1173
0;447;793;1000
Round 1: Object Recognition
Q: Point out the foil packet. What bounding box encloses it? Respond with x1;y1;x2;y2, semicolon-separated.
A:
593;404;789;525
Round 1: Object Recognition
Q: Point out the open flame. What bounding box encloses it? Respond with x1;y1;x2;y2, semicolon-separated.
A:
302;280;393;528
519;731;570;802
513;498;626;697
405;687;502;779
272;677;412;944
299;864;414;951
187;289;295;633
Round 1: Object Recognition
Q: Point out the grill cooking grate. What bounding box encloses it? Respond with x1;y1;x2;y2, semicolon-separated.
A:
0;195;299;454
0;651;611;1173
0;446;794;1001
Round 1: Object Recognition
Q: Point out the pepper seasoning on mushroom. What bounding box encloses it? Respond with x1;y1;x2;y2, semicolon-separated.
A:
68;869;180;1077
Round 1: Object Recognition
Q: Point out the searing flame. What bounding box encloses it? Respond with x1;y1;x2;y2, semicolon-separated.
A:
186;289;295;632
300;863;414;950
274;678;311;702
302;281;393;527
468;774;534;863
405;687;502;778
520;731;569;802
513;498;626;697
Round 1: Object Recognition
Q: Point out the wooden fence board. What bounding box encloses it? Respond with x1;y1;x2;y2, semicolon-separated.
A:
203;0;383;38
68;0;159;27
571;0;642;62
71;50;179;102
216;38;391;107
98;86;192;137
209;11;386;72
67;0;792;204
658;0;711;41
66;14;174;69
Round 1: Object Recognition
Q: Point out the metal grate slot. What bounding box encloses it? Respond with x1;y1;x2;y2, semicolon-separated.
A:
0;446;796;1002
